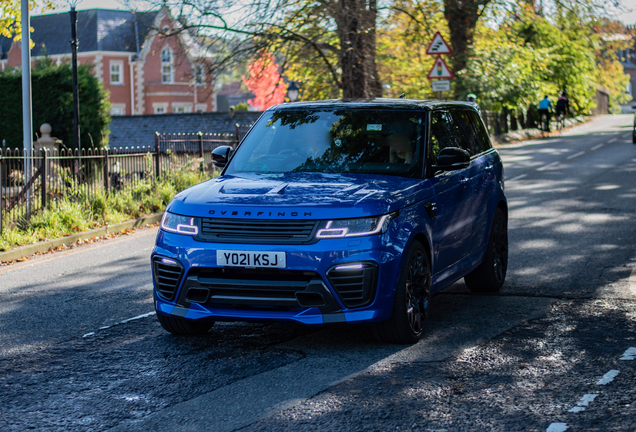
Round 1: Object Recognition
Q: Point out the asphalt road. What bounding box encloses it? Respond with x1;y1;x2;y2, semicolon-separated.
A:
0;115;635;432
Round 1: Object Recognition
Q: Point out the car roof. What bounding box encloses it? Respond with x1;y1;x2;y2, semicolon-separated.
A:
267;98;477;112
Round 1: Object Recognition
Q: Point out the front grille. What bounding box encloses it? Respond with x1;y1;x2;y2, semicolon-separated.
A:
185;267;318;308
176;267;343;315
197;218;318;244
153;257;184;301
327;262;378;308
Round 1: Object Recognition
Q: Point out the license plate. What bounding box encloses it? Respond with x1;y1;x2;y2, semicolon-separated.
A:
217;250;286;268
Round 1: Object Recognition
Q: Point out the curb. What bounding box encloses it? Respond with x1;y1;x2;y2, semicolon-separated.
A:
0;212;164;262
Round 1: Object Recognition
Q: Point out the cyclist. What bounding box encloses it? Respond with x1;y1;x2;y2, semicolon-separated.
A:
555;91;569;129
538;95;552;132
466;93;481;112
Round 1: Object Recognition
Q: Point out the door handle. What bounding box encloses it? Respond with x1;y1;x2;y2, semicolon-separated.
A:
485;165;493;170
459;177;469;185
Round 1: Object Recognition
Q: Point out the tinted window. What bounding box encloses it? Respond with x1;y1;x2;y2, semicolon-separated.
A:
429;110;457;165
449;110;480;156
226;109;423;178
468;111;492;153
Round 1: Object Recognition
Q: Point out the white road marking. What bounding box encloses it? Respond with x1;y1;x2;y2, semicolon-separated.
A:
537;161;559;171
608;137;618;143
620;347;636;360
121;311;156;323
568;394;598;412
508;174;527;182
629;264;636;296
547;423;569;432
82;311;156;338
596;369;620;385
591;144;604;150
566;151;585;160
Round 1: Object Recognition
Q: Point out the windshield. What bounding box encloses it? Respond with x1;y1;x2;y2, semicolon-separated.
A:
225;108;423;178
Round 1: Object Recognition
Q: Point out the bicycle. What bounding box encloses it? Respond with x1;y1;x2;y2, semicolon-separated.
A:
555;111;565;132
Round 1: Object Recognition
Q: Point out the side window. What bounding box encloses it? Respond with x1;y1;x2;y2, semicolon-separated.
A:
468;111;493;153
429;110;457;166
448;110;480;156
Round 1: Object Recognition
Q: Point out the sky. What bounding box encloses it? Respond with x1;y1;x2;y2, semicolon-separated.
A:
42;0;636;26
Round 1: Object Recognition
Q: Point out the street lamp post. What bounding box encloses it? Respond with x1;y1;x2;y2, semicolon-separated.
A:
70;6;80;176
287;82;300;102
21;0;32;214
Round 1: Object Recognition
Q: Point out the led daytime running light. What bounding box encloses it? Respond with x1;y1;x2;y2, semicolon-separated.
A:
161;212;199;236
316;214;391;239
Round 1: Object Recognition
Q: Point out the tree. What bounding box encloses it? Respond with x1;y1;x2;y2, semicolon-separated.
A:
377;0;448;99
0;59;110;150
157;0;382;99
242;52;286;110
442;0;492;97
1;0;54;41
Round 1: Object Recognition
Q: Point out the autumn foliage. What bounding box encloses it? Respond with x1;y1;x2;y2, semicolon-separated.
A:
243;53;287;111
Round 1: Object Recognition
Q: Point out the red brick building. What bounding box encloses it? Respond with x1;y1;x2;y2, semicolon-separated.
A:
0;7;216;115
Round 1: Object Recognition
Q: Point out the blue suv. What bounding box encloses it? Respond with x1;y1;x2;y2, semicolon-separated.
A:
152;99;507;343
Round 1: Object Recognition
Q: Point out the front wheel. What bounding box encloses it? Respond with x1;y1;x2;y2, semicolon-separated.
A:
464;208;508;293
374;241;430;344
156;312;215;336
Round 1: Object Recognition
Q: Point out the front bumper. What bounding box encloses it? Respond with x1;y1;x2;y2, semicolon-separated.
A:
151;229;403;326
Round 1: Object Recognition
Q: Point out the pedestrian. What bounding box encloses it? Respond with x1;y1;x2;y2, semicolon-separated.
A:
538;95;552;132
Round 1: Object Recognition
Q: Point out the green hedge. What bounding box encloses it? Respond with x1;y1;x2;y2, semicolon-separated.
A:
0;60;110;150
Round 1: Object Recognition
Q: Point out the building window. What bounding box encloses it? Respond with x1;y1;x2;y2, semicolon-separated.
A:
173;103;193;113
196;104;207;113
111;104;126;116
194;64;204;86
161;48;173;84
153;103;169;114
110;61;123;85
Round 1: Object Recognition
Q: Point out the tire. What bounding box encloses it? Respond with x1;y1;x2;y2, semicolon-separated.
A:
374;241;430;344
632;129;635;144
464;207;508;293
156;312;214;336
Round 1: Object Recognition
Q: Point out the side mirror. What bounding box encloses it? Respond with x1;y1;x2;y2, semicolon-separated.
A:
432;147;470;171
632;105;636;110
212;145;234;168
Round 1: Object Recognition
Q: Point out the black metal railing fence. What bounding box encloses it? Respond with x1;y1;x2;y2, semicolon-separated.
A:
0;126;251;234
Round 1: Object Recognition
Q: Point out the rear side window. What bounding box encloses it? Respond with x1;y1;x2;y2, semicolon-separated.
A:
429;110;457;165
468;111;492;153
448;110;481;156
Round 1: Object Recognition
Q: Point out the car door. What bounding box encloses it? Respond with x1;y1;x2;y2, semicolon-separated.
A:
465;110;498;253
447;109;489;254
427;109;474;282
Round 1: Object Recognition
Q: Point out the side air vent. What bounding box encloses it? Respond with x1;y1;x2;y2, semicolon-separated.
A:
152;257;184;301
327;262;378;309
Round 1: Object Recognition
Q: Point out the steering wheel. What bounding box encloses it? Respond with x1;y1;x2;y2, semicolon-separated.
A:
278;148;309;158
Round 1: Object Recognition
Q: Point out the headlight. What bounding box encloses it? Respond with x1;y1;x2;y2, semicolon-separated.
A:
316;213;396;239
161;212;199;235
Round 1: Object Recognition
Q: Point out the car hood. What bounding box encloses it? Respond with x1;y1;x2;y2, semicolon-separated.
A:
167;172;434;219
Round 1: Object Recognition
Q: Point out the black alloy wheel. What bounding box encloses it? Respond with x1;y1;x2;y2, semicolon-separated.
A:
374;241;430;344
464;207;508;293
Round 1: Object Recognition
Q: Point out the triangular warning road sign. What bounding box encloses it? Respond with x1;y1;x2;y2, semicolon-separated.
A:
427;56;454;79
426;32;452;55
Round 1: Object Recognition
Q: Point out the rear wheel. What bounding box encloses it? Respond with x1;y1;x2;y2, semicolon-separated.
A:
374;241;430;344
464;208;508;293
156;312;214;336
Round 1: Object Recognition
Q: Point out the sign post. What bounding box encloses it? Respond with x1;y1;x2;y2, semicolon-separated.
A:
425;32;453;100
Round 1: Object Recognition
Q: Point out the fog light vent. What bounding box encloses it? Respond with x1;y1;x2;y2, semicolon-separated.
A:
153;256;184;301
327;262;378;308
